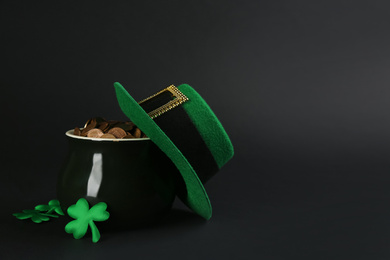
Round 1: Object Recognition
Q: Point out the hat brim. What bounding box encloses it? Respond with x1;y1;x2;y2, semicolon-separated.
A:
114;82;212;219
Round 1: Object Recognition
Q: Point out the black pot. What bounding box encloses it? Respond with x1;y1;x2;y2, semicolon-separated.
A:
57;130;178;229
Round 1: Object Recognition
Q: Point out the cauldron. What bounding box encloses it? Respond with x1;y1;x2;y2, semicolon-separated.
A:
57;130;178;229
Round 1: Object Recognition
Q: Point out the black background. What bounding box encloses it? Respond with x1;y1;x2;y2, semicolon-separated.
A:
1;1;390;259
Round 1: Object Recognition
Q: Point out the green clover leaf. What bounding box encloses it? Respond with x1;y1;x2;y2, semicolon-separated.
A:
65;198;110;243
13;209;58;223
35;199;64;215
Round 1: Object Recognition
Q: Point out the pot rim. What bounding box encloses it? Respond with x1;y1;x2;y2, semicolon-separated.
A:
65;129;151;142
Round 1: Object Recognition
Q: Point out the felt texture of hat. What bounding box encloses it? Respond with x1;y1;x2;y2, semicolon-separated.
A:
114;82;234;220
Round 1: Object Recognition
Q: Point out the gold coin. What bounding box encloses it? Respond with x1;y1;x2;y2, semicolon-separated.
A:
80;127;89;135
84;118;92;128
124;121;135;131
107;127;127;138
116;122;134;132
89;118;97;128
81;118;97;135
134;128;141;138
107;120;120;127
98;121;109;132
87;128;104;138
84;117;103;128
100;133;116;139
123;132;134;139
74;127;81;136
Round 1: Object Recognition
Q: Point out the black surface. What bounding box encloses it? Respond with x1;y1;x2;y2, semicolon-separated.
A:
2;1;390;259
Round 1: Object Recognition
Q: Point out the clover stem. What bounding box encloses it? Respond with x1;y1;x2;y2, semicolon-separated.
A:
89;220;101;243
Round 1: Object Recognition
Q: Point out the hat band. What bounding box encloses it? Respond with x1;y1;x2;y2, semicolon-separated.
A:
138;85;189;119
139;86;219;184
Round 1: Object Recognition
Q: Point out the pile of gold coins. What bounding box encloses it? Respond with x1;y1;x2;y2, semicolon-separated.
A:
73;117;147;139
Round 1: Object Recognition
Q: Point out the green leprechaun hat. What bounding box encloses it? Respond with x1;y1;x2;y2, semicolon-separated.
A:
114;82;234;220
